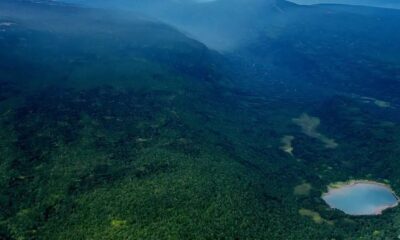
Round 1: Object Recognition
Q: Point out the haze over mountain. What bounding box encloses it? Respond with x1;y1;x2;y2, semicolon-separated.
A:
58;0;289;50
64;0;400;103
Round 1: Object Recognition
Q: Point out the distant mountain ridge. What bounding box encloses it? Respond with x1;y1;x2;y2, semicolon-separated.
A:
289;0;400;9
32;0;400;104
0;0;226;91
56;0;291;50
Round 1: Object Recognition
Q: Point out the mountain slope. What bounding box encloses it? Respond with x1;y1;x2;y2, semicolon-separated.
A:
235;3;400;102
0;0;225;92
58;0;287;50
59;0;400;104
1;1;400;240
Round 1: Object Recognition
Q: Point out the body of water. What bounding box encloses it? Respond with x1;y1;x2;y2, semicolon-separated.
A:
323;181;399;215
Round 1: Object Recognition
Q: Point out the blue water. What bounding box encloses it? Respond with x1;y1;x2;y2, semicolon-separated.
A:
322;182;399;215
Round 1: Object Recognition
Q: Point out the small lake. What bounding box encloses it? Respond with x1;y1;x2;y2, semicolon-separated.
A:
322;181;399;216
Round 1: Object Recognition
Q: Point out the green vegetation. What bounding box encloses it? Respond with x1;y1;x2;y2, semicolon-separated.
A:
1;1;400;239
1;76;400;239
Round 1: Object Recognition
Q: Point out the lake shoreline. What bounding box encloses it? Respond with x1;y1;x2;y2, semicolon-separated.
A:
322;180;399;216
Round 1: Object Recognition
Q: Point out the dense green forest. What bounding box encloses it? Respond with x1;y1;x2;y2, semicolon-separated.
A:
0;0;400;239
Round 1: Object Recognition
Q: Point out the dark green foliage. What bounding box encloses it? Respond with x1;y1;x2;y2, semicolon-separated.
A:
1;1;400;239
